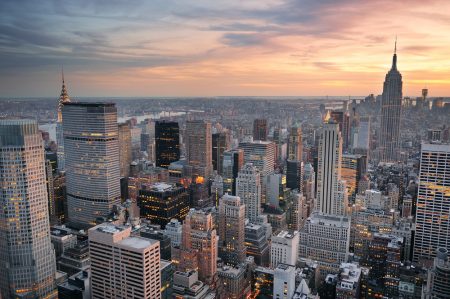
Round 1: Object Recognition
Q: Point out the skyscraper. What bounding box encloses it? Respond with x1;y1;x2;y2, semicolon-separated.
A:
316;122;347;216
218;194;246;266
413;143;450;262
0;119;57;299
298;120;350;277
118;122;132;177
56;71;71;172
288;126;303;161
137;183;190;229
155;121;180;168
236;163;261;223
173;209;218;285
89;223;161;299
253;118;268;141
222;149;244;195
212;131;231;174
185;120;212;177
63;102;121;228
238;140;276;176
379;43;403;162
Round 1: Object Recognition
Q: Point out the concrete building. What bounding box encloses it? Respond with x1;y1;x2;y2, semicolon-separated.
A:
428;248;450;299
173;209;218;285
88;223;161;299
172;270;214;299
185;120;213;177
273;263;296;299
155;121;180;168
0;119;57;299
245;223;270;267
286;160;303;192
57;271;91;299
218;194;247;266
222;149;244;196
299;214;351;276
163;218;183;247
63;102;121;228
212;131;231;174
253;118;268;141
217;263;252;299
316;122;347;216
335;263;364;299
137;182;190;229
414;143;450;262
270;230;299;268
379;44;403;162
288;126;303;161
118;122;132;177
238;140;276;177
236;163;261;223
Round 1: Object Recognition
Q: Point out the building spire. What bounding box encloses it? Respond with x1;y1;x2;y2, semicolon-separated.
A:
392;36;397;70
57;67;71;122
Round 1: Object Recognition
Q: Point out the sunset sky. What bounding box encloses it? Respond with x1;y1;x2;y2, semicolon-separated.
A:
1;0;450;97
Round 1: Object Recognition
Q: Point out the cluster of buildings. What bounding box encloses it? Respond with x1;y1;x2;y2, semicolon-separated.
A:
0;47;449;299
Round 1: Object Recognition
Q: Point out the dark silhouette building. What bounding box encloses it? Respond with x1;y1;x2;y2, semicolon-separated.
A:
155;121;180;168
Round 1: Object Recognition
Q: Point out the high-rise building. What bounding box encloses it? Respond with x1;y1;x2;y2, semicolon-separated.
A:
155;121;180;168
379;44;403;162
118;122;132;178
222;149;244;195
218;194;247;266
185;120;212;177
299;214;350;276
63;102;121;228
56;71;71;172
163;218;183;247
137;183;190;229
245;223;270;266
270;230;299;268
173;209;218;285
253;118;268;141
212;131;231;174
428;248;450;298
365;233;403;298
273;264;296;299
286;160;303;192
88;223;161;299
316;122;347;216
46;162;67;226
288;126;303;161
236;163;261;223
238;140;276;176
352;116;371;157
330;110;350;151
414;143;450;262
0;119;57;298
341;154;367;201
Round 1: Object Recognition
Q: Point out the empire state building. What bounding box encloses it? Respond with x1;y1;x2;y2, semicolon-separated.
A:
379;43;403;162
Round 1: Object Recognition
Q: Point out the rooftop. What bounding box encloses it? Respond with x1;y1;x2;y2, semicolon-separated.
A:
118;236;158;249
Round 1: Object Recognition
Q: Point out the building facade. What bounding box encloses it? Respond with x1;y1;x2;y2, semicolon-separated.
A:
63;102;121;228
414;143;450;262
88;223;161;299
155;121;180;168
0;119;57;298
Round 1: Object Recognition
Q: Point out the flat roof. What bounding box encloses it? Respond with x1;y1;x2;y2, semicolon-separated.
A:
64;102;115;107
118;236;158;250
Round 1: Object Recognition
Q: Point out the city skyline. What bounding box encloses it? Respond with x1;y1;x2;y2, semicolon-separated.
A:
1;0;450;97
